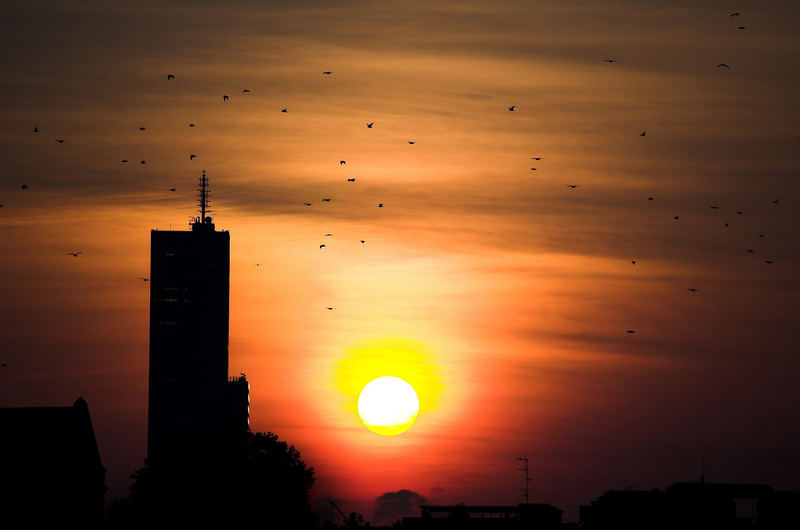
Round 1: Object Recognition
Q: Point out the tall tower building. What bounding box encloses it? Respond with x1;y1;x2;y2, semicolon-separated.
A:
147;172;249;462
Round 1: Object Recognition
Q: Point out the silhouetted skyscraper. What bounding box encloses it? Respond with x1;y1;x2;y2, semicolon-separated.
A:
147;172;249;462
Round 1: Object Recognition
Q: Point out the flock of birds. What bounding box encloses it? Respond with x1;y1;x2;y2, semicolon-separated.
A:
497;10;780;334
0;7;786;353
2;67;394;316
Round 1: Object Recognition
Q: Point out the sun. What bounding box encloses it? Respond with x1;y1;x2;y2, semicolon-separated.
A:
334;337;441;436
357;376;420;436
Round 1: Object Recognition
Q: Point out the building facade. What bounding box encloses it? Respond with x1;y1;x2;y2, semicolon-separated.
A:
579;481;800;529
0;398;106;529
402;504;563;529
147;172;249;462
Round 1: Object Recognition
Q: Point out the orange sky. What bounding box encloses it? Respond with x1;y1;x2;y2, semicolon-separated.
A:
1;0;799;522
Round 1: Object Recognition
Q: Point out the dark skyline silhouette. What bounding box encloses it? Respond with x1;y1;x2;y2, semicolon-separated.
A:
577;481;799;529
2;181;798;527
0;1;798;524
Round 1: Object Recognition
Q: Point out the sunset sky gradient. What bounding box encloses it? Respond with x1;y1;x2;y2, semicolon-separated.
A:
1;0;798;522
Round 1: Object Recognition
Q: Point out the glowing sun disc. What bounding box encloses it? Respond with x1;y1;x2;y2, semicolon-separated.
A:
357;376;420;436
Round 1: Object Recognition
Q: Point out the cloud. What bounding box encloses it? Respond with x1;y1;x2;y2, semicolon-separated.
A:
373;489;428;526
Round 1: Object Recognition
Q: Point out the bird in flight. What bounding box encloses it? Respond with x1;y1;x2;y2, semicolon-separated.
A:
169;188;176;192
604;59;618;63
223;95;229;101
772;199;779;204
189;154;197;160
67;251;83;257
737;210;743;215
0;362;7;367
687;288;698;292
281;108;287;113
730;12;740;17
366;122;374;128
188;123;195;127
717;63;730;69
626;330;635;334
320;244;326;249
326;306;335;310
139;127;146;131
340;160;346;165
710;206;719;209
674;216;680;220
530;168;537;171
322;198;331;202
724;222;729;227
746;249;755;254
140;160;146;164
566;184;578;189
764;260;773;264
167;74;174;80
759;234;765;238
322;71;333;75
55;138;65;143
304;202;312;206
33;126;39;133
378;203;384;208
347;178;356;182
408;141;415;144
631;260;637;265
360;240;365;244
737;26;746;30
648;197;654;201
508;105;516;111
242;89;250;94
254;263;261;267
122;159;128;163
21;184;28;190
531;157;542;160
640;131;647;136
138;277;149;282
324;233;333;237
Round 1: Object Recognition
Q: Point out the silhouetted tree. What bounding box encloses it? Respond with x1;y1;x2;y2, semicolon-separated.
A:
345;511;369;527
108;431;316;529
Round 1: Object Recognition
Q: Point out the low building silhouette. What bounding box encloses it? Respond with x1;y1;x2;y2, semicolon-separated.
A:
402;503;563;529
0;397;105;529
579;481;800;529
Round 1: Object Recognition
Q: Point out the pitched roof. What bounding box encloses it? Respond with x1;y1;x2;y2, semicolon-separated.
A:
0;397;104;474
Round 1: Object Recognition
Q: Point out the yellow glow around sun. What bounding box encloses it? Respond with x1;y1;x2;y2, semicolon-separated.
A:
334;337;442;436
358;376;420;436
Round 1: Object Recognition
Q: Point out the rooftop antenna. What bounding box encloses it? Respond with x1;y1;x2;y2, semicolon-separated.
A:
515;456;531;504
198;170;210;222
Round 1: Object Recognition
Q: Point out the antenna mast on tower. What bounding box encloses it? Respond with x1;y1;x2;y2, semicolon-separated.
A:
191;170;215;230
197;170;211;223
515;456;531;504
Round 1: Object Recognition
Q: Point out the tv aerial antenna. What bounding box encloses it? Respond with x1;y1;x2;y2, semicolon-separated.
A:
196;169;212;223
515;456;531;504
